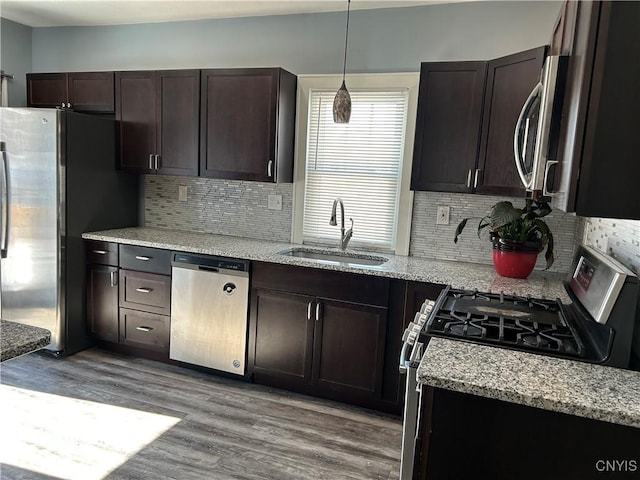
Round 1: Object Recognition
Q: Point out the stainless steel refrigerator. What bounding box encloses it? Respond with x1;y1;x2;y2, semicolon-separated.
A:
0;107;139;355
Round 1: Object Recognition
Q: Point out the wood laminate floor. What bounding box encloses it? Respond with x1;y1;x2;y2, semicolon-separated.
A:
0;348;402;480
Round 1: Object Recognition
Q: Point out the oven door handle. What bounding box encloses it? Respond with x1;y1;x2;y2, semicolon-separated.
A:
399;340;414;374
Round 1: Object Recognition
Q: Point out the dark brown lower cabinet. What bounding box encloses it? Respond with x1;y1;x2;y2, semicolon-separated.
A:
314;299;387;400
250;289;315;388
248;261;396;411
418;387;640;480
86;264;119;343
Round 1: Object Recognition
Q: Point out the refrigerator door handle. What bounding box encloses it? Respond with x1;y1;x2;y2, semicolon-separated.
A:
1;145;8;258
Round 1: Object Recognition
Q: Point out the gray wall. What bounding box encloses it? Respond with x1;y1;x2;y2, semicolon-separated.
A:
30;1;561;73
0;18;32;106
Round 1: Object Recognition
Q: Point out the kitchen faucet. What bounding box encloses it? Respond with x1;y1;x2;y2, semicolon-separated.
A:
329;198;353;250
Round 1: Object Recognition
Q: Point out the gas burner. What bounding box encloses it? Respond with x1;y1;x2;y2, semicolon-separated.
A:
448;322;485;337
511;295;556;311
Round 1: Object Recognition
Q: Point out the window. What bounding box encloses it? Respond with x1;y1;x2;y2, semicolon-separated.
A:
293;74;419;255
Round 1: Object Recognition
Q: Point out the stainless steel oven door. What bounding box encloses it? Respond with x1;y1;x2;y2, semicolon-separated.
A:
399;340;424;480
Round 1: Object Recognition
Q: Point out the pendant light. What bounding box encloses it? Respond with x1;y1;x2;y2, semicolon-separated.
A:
333;0;352;123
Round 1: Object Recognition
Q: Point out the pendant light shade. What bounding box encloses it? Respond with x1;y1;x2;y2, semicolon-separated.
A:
333;0;352;123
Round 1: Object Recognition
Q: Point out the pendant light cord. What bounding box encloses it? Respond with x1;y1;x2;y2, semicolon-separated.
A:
341;0;351;81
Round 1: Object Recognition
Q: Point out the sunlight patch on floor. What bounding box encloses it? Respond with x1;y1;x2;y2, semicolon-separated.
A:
0;385;181;480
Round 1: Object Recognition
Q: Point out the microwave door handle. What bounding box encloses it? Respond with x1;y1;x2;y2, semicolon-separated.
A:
0;146;8;258
542;160;559;197
514;82;541;190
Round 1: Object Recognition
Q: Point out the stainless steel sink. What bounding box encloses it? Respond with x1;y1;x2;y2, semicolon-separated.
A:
278;248;388;267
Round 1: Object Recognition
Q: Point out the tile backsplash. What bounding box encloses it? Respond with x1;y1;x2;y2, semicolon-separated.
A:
581;217;640;275
144;175;293;242
409;192;580;273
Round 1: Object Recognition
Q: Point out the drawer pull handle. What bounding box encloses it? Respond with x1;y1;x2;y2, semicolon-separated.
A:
135;255;151;261
136;326;153;332
92;249;107;254
136;287;153;293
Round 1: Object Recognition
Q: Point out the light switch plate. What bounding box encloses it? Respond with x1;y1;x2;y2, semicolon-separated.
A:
178;185;188;202
437;206;450;225
268;194;282;211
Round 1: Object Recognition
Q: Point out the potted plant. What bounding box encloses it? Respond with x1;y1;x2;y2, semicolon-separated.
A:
454;199;554;279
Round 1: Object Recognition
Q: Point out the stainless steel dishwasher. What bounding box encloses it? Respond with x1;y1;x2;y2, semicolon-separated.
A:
169;252;250;375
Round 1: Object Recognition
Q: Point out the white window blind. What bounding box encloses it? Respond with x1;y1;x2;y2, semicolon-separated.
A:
303;89;408;251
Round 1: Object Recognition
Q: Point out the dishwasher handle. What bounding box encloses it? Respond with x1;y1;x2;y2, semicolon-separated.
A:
171;252;249;273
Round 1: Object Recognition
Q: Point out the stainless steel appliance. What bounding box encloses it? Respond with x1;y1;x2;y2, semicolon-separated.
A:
170;252;250;375
0;108;138;354
514;54;568;196
399;246;639;479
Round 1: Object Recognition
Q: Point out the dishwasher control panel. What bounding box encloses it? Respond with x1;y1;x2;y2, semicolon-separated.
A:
172;252;249;272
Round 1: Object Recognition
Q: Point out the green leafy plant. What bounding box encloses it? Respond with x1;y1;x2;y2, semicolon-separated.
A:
454;199;554;269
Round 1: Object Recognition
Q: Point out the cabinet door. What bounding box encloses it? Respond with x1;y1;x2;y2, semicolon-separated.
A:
156;70;200;176
115;71;157;172
476;46;546;196
86;264;119;343
313;299;387;400
200;68;278;181
26;73;68;108
411;62;487;192
68;72;114;112
248;289;315;388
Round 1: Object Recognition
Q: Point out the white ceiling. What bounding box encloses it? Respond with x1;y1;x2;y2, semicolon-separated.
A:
0;0;459;28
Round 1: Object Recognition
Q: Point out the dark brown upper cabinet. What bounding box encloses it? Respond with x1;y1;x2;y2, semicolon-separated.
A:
27;72;115;112
410;62;487;192
200;68;297;183
550;1;640;219
115;70;199;176
411;47;546;196
476;46;546;196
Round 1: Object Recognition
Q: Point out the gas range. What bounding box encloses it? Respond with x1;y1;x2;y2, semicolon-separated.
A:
421;288;587;359
405;246;639;369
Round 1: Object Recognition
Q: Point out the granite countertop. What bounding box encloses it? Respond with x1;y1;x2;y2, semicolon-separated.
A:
83;227;569;300
417;337;640;429
1;320;51;362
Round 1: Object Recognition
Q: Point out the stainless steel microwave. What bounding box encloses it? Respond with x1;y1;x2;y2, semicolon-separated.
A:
513;55;568;195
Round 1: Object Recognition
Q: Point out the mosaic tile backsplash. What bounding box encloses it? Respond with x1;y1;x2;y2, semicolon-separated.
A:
409;191;580;273
144;175;293;242
581;218;640;275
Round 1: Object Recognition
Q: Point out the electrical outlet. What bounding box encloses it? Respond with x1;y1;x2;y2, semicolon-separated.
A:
436;206;450;225
268;194;282;211
178;185;188;202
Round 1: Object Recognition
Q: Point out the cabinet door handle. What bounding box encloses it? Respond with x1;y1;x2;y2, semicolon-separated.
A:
92;249;107;255
60;102;65;108
315;302;321;322
110;271;118;287
154;154;160;170
135;287;152;293
67;102;72;108
135;255;150;261
474;169;482;189
307;301;313;321
267;160;273;178
148;154;154;170
466;169;472;188
136;326;153;332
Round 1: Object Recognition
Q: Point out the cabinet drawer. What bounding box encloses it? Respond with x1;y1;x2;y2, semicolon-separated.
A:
86;240;118;266
119;308;169;352
119;244;172;274
119;270;171;315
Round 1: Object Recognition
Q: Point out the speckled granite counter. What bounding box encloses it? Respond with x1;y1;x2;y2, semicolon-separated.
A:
418;338;640;428
1;320;51;362
83;227;568;300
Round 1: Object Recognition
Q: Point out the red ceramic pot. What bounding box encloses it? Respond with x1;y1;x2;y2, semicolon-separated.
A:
492;249;539;279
